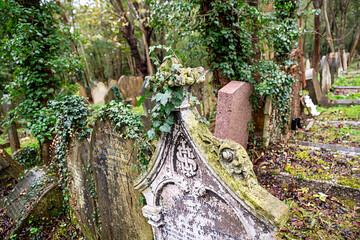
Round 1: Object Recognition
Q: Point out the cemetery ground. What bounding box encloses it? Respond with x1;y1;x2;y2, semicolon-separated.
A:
0;75;360;239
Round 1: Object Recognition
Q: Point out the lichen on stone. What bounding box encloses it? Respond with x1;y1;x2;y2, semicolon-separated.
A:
157;57;205;87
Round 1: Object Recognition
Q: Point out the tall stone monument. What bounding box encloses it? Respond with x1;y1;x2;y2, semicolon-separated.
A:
135;60;289;240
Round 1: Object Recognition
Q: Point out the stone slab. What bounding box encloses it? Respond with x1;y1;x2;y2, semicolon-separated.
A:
305;68;323;105
330;99;360;106
317;120;360;128
0;149;24;183
118;76;143;106
214;81;252;148
0;168;62;237
333;86;360;95
290;140;360;153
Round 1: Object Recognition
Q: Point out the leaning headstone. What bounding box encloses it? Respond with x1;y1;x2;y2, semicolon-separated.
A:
343;50;348;71
118;76;143;106
91;82;108;104
320;56;331;94
0;149;24;183
0;168;62;238
66;138;98;239
108;79;118;88
77;84;87;98
305;68;323;105
328;53;336;84
215;81;252;148
135;60;289;240
90;120;152;239
305;59;311;70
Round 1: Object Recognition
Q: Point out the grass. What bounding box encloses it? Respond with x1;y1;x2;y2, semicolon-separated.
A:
334;74;360;86
317;105;360;121
1;129;38;155
328;92;360;100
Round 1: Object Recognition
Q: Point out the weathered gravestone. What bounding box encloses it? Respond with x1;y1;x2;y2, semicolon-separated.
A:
0;168;62;238
214;81;252;148
305;68;323;105
91;82;108;104
343;50;348;71
0;149;24;183
118;76;144;106
328;53;336;85
66;138;98;239
320;56;331;94
305;59;311;70
135;61;289;240
67;120;153;239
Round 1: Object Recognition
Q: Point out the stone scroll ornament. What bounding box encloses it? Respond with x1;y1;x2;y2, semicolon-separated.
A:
135;59;290;240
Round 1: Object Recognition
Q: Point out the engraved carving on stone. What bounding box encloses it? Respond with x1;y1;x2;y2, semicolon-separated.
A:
192;181;206;197
175;138;197;177
199;132;257;188
142;205;164;228
174;175;190;193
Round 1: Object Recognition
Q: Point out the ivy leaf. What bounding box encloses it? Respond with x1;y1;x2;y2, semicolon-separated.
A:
147;128;156;140
159;123;171;133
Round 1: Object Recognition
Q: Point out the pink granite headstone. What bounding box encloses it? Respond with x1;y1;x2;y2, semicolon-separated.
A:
215;81;252;148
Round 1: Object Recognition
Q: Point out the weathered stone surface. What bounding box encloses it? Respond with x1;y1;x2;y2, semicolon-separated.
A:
0;149;24;183
91;82;107;104
77;83;87;98
330;99;360;106
215;81;252;148
108;79;118;88
118;76;143;106
305;59;311;70
66;138;98;239
328;53;336;85
90;120;152;240
333;86;360;95
305;68;323;105
136;92;289;239
343;50;348;71
320;56;331;94
0;168;62;238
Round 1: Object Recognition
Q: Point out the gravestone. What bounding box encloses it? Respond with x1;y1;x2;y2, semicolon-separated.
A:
66;138;98;239
2;95;20;153
320;56;331;94
108;79;118;88
0;168;62;237
67;120;153;239
91;82;108;104
328;52;336;85
0;149;24;183
77;84;87;98
214;81;252;148
305;59;311;70
305;68;323;105
118;76;143;106
135;60;289;240
343;50;348;71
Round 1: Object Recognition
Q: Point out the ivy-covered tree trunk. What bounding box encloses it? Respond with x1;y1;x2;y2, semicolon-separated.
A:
311;0;322;73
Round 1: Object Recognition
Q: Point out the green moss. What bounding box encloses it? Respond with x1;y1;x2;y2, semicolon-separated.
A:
284;165;296;175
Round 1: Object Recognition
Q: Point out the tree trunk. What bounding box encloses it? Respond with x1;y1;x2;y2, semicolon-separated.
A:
349;26;360;66
311;0;322;73
41;138;52;165
323;0;335;53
